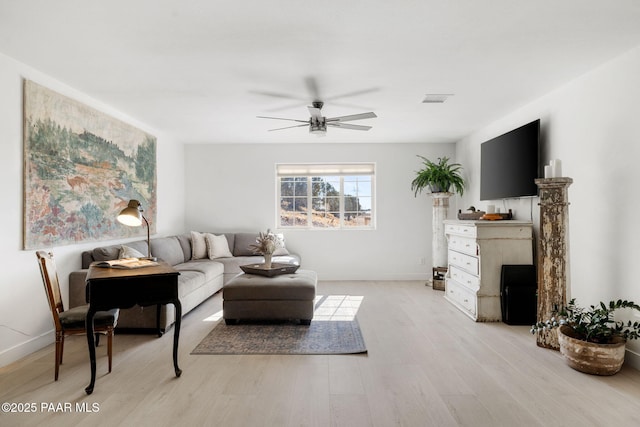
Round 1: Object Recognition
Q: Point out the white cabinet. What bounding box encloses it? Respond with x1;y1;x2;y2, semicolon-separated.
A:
444;220;533;322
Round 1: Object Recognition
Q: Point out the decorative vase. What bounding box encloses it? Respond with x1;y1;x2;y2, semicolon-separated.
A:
263;253;272;269
557;325;626;376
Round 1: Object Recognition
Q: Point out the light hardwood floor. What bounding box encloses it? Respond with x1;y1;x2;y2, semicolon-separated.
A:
2;280;640;427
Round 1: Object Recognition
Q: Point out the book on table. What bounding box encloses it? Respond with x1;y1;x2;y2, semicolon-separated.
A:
94;258;159;269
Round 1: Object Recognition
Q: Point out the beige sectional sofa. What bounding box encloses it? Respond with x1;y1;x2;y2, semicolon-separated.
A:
68;232;300;332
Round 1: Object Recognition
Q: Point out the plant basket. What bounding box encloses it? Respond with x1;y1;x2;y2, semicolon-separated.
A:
557;325;626;376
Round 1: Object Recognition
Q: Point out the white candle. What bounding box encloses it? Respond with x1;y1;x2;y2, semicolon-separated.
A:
544;165;552;178
550;159;562;178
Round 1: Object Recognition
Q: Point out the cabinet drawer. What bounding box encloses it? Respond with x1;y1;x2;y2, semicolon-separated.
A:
445;279;477;317
448;250;479;275
448;235;478;256
449;265;480;289
445;223;477;238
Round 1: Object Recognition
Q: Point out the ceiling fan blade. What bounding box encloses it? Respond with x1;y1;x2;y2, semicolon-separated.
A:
257;116;309;123
327;123;372;131
326;112;377;122
250;90;307;101
307;106;323;121
268;124;310;132
323;100;376;111
324;87;380;102
264;101;311;112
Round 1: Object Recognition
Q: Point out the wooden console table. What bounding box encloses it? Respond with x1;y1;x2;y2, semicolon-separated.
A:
84;262;182;394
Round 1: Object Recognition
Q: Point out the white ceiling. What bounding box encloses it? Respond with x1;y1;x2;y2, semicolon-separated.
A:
2;1;640;144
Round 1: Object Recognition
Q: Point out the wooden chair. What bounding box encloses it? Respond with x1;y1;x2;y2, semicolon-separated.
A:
36;251;119;381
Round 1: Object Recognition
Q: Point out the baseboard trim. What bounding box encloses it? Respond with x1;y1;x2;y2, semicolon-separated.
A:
0;330;53;369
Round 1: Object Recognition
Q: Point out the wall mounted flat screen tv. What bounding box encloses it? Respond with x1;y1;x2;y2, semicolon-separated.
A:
480;119;540;201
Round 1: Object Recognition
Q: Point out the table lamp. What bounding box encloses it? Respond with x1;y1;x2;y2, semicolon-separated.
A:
117;199;156;261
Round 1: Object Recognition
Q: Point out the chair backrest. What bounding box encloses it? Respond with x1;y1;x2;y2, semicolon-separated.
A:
36;251;63;331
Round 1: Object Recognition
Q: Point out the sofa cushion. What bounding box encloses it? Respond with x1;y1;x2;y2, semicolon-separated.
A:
92;246;121;262
175;233;192;263
233;232;259;256
191;231;207;259
150;237;185;266
119;245;145;259
273;233;290;256
174;259;224;281
171;269;206;299
205;233;233;259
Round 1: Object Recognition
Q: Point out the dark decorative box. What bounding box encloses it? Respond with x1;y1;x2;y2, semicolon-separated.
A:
239;263;300;277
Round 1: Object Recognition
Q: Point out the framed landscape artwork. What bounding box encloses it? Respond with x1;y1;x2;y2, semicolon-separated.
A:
23;80;157;249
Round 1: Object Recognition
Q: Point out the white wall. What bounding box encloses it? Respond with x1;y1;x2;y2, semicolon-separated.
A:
0;52;186;368
456;45;640;368
184;142;457;280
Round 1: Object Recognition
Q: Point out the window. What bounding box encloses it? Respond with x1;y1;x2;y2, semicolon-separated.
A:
276;163;375;229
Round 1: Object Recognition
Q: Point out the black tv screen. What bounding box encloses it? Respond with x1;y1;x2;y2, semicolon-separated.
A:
480;119;540;201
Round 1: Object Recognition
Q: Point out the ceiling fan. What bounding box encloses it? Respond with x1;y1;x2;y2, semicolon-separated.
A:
257;101;377;134
254;77;378;134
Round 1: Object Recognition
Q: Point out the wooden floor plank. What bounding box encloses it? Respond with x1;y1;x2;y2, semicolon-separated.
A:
2;280;640;426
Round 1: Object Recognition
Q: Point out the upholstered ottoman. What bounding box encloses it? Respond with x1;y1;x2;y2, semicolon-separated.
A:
223;270;317;325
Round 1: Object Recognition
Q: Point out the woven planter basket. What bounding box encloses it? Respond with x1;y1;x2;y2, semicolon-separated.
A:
557;325;626;376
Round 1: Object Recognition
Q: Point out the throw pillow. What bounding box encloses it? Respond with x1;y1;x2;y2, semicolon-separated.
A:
190;231;208;260
233;233;259;256
205;233;233;259
273;233;290;256
119;245;145;259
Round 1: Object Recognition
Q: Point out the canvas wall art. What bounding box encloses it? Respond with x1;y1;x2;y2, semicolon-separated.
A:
23;80;157;249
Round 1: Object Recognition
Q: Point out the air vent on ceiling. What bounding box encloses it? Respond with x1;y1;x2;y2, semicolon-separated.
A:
422;94;454;103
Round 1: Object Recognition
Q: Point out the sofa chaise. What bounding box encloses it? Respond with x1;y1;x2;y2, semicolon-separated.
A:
68;231;300;332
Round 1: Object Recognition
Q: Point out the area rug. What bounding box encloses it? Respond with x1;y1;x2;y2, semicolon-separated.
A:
191;319;367;355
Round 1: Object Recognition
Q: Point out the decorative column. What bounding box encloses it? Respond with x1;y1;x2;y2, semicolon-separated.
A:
430;193;451;289
535;178;572;349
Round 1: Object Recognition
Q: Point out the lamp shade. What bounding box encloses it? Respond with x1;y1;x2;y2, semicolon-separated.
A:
117;200;143;226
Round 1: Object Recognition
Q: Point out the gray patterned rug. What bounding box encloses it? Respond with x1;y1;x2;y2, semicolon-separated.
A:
191;319;367;355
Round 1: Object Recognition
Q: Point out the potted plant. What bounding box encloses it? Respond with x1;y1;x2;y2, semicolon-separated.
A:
411;156;465;196
531;298;640;375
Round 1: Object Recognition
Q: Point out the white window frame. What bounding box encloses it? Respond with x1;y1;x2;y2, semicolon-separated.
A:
276;163;376;230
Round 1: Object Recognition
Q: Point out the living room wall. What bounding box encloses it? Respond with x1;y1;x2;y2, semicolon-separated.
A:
456;45;640;368
184;142;457;281
0;52;186;367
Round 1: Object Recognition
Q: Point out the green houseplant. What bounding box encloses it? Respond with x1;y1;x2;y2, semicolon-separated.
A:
411;156;465;196
531;298;640;375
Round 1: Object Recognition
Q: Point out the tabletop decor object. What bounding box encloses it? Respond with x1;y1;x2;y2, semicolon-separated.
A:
117;199;156;261
249;229;281;268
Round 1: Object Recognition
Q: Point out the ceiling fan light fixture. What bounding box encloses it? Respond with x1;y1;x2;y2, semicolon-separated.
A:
422;94;454;103
309;121;327;134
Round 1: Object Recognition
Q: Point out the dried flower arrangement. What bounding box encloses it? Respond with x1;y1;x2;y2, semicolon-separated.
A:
249;229;281;255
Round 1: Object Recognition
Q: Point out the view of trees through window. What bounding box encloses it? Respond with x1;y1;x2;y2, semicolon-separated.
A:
279;175;373;228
